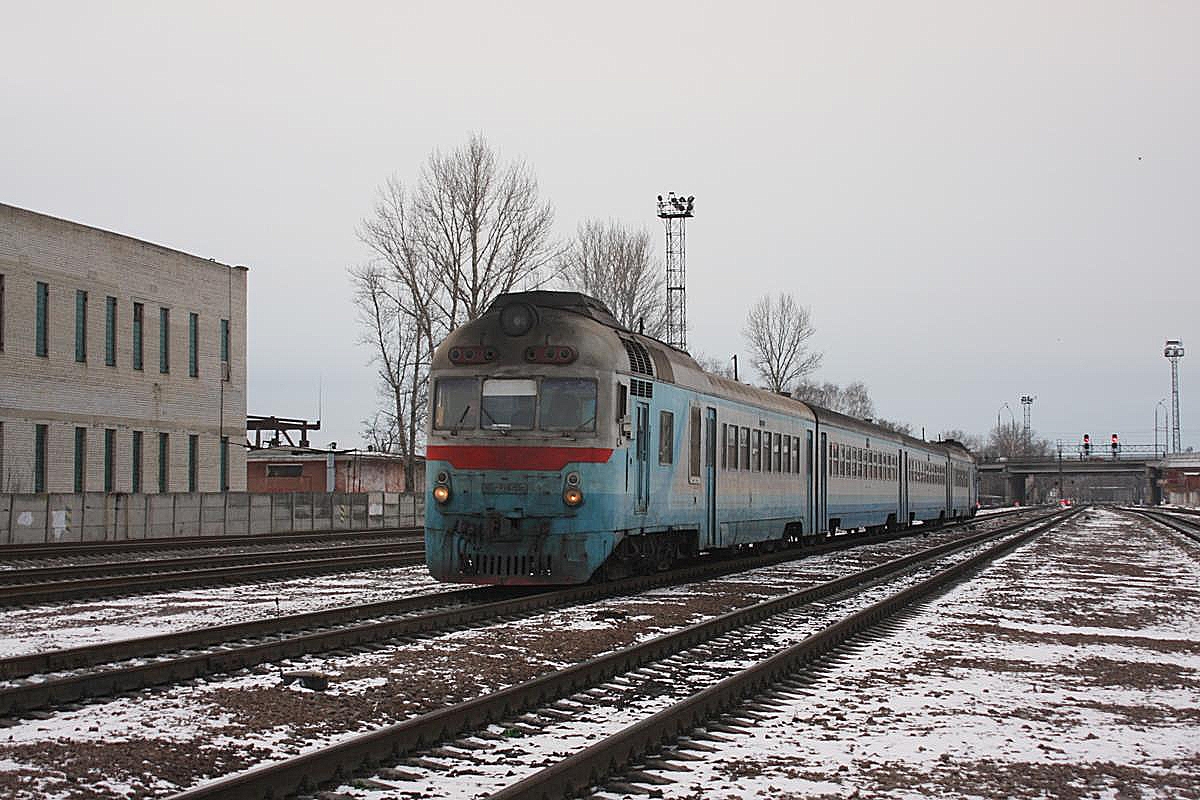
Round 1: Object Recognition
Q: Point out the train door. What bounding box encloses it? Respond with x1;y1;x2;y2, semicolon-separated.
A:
704;407;717;547
899;449;908;525
805;430;814;534
818;431;828;533
634;402;650;513
945;456;952;515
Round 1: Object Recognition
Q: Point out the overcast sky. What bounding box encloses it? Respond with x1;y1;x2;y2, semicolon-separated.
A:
2;2;1196;452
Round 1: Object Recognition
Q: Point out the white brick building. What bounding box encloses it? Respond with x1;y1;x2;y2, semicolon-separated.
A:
0;203;247;493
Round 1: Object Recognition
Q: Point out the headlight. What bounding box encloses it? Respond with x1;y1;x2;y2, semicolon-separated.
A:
563;487;583;507
433;485;451;504
565;471;581;487
500;302;537;336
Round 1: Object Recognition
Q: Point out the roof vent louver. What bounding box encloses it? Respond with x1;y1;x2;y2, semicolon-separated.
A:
622;338;655;377
631;379;654;399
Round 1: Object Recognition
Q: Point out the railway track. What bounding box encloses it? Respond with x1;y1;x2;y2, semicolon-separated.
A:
0;538;427;607
166;506;1076;800
1125;507;1200;545
0;525;421;562
0;508;1043;719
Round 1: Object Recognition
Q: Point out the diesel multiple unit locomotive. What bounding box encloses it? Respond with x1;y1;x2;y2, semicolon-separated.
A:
425;291;977;585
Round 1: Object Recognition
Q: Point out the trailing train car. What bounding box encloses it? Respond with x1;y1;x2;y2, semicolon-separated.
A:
424;290;976;585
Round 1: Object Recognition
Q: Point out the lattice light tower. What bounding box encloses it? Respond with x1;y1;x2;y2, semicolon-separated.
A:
657;192;694;351
1165;339;1185;453
1020;394;1035;448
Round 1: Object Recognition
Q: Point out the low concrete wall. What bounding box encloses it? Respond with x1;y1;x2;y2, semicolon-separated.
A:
0;491;426;544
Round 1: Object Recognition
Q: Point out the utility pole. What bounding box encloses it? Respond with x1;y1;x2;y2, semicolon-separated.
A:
656;192;694;351
1164;339;1184;453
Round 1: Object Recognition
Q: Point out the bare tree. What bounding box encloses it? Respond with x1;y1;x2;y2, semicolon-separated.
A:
352;134;558;483
349;262;428;491
559;219;665;336
743;293;822;394
694;352;738;380
938;429;985;452
874;418;915;436
794;379;874;418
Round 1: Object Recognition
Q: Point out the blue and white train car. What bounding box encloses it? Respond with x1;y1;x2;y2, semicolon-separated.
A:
424;291;976;585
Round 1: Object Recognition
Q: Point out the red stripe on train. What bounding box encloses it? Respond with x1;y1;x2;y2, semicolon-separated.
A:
426;445;615;471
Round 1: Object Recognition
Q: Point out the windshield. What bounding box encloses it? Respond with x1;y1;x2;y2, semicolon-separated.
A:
481;378;536;430
433;377;478;430
540;378;597;431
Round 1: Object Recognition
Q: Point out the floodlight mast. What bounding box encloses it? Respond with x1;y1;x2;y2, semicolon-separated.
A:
1020;394;1035;453
656;192;694;351
1164;339;1185;453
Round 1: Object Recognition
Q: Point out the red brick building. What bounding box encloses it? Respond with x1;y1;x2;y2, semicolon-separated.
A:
246;448;423;494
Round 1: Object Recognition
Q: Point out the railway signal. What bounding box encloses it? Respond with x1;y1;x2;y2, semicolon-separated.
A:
1111;433;1120;457
1083;434;1091;455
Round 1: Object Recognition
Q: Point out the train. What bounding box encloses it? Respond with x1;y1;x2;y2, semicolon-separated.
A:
424;290;977;585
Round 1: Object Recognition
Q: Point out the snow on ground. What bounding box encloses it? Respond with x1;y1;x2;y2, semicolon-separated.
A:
0;565;440;658
635;506;1200;800
0;525;998;799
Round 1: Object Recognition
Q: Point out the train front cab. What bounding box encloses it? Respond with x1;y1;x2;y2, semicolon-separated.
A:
423;299;631;585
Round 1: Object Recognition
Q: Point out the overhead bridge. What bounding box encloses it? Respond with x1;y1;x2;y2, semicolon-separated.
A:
979;452;1164;505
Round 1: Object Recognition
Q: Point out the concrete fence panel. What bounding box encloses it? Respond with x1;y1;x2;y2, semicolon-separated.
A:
0;491;425;543
174;494;202;537
201;493;228;536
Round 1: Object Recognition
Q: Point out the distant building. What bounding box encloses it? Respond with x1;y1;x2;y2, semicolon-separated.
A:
246;447;424;494
0;203;247;493
1160;454;1200;506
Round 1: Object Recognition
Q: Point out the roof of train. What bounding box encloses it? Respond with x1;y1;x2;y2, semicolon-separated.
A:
486;291;975;461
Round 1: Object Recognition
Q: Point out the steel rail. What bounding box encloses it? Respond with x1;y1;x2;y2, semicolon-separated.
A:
492;506;1081;800
165;508;1072;800
0;538;423;585
0;526;422;559
1125;508;1200;545
0;546;427;607
0;511;1046;716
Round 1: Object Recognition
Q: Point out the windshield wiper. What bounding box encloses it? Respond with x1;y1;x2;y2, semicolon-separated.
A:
481;406;510;436
450;405;471;436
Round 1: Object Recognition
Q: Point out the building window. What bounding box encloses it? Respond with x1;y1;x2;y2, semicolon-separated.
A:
104;429;115;492
220;318;230;365
0;273;5;351
187;434;198;492
132;303;144;370
188;312;199;377
74;427;87;492
132;430;143;494
35;282;49;357
159;307;170;373
658;410;674;465
75;290;88;362
158;432;169;493
105;296;117;366
267;463;303;478
34;424;47;493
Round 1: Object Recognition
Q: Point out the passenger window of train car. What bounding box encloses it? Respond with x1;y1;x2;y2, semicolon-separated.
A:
783;436;791;474
741;427;750;469
773;435;782;472
688;407;702;480
433;377;479;430
793;437;801;473
481;378;536;430
726;424;738;469
540;378;597;431
659;411;674;464
752;430;762;472
764;432;773;473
